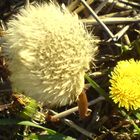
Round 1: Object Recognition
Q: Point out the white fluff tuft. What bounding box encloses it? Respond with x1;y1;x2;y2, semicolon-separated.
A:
5;3;97;107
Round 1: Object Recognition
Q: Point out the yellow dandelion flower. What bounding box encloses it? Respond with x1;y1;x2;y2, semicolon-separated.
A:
109;59;140;111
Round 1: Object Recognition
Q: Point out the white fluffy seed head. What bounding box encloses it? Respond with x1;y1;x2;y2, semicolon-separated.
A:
4;2;97;107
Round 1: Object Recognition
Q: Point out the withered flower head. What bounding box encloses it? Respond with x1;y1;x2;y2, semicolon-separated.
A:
5;3;97;107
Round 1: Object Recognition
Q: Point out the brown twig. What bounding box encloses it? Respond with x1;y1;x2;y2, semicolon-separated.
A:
51;96;105;119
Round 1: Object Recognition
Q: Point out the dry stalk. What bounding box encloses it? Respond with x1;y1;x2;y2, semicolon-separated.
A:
113;25;130;41
123;34;130;45
52;96;105;119
25;0;30;8
94;0;109;14
108;0;132;10
99;10;133;18
80;0;115;40
67;0;79;12
82;17;140;25
74;0;94;14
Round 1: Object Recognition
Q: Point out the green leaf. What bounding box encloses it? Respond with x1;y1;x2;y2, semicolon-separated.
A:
26;133;76;140
0;119;76;139
85;74;109;100
134;112;140;120
0;119;55;134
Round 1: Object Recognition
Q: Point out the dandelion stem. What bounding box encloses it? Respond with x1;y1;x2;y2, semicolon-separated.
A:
121;110;140;134
85;74;109;100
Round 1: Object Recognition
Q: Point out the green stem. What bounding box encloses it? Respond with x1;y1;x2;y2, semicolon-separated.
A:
85;74;109;100
121;110;140;134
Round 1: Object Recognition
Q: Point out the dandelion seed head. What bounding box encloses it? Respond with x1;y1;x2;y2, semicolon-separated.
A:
5;3;97;107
